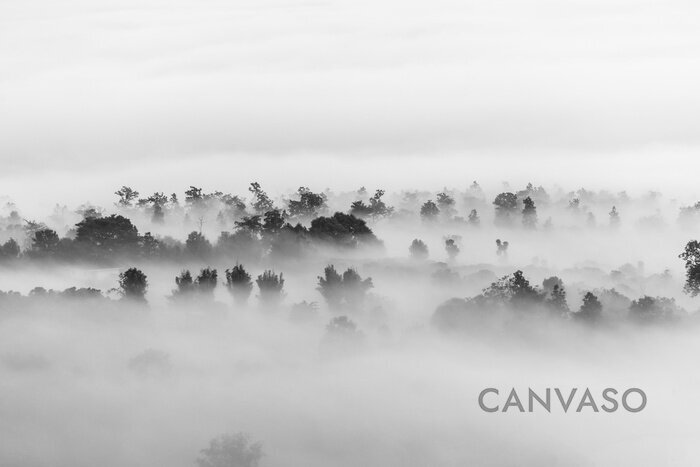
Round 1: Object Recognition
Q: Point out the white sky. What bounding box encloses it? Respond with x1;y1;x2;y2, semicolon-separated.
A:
1;0;699;211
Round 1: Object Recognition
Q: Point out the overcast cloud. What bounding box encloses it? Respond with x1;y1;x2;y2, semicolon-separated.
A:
1;0;699;210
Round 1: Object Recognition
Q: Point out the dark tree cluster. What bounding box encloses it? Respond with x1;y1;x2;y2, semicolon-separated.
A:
317;265;373;311
432;270;685;332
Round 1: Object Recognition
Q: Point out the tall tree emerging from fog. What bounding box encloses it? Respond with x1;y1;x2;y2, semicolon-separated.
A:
249;182;274;215
118;268;148;302
225;264;254;305
256;270;285;306
420;200;439;222
679;240;700;296
522;196;538;229
576;292;602;322
493;192;518;227
115;186;139;208
409;239;429;260
196;433;263;467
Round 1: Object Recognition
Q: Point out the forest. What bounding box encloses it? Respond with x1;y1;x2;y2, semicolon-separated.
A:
1;180;699;466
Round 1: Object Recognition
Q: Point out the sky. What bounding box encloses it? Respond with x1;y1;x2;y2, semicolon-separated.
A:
1;0;699;211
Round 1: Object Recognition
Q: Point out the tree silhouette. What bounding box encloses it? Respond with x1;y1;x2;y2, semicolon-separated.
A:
196;268;218;298
186;231;213;258
115;186;139;207
317;265;343;308
0;238;20;260
262;209;286;236
546;284;569;314
436;192;456;218
196;433;263;467
75;214;140;259
172;270;196;299
225;264;254;305
420;200;439;221
409;239;429;260
309;212;379;248
288;187;327;220
522;196;537;229
118;267;148;302
576;292;602;322
249;182;274;215
445;238;459;260
493;192;518;226
679;240;700;296
256;270;285;306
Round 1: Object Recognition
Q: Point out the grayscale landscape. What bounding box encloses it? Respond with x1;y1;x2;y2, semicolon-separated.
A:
1;1;699;466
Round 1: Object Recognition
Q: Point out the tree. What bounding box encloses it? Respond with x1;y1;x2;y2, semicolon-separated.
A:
196;433;263;467
225;264;254;304
546;284;569;314
445;238;459;260
262;209;286;236
196;268;218;298
30;229;60;257
288;187;327;219
256;270;285;306
326;316;362;339
118;268;148;302
467;209;480;227
436;192;456;218
75;214;140;258
368;189;393;218
186;231;213;258
493;192;518;226
629;295;684;323
235;216;263;234
576;292;602;322
309;212;380;248
496;239;509;256
317;265;344;308
609;206;620;227
173;270;196;299
185;186;204;208
409;239;429;260
115;186;139;207
522;196;537;229
679;240;700;296
349;200;373;218
138;192;168;224
341;268;373;309
0;238;20;260
481;270;543;309
249;182;274;215
420;200;439;221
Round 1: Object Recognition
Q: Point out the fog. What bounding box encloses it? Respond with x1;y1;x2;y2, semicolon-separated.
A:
3;0;700;464
0;179;699;466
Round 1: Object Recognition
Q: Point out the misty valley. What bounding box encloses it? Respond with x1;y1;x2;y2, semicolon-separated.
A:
1;181;699;466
